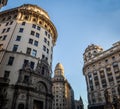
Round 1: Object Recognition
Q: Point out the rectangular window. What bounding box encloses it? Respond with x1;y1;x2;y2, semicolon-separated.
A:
48;34;50;39
43;45;46;51
32;24;36;28
30;31;35;36
22;22;26;25
2;28;6;33
3;35;7;40
30;61;35;69
19;28;24;33
36;33;40;38
6;28;10;32
12;45;18;52
10;21;13;25
26;47;31;55
34;40;38;46
16;36;21;41
32;49;37;57
5;22;9;26
23;75;29;83
28;38;33;44
4;71;10;78
44;38;47;43
45;31;47;36
8;56;14;65
23;59;29;68
47;48;49;54
37;26;40;30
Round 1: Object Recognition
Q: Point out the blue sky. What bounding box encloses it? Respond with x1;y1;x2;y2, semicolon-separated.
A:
2;0;120;109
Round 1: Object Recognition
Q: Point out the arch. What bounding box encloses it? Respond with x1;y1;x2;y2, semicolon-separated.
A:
36;81;48;93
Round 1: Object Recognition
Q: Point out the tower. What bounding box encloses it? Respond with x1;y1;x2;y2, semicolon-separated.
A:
0;4;57;109
52;63;74;109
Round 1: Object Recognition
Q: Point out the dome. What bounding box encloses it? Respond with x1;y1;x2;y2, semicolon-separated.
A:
55;63;64;70
85;44;103;53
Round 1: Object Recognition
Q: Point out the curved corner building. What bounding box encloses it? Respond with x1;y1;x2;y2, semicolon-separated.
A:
0;4;57;109
83;43;120;109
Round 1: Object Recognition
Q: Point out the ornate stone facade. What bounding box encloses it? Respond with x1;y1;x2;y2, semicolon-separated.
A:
52;63;75;109
83;41;120;109
0;4;57;109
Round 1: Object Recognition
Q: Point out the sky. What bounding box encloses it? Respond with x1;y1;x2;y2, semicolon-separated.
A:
2;0;120;109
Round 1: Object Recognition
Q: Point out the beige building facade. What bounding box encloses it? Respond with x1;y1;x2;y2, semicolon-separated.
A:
0;4;57;109
83;41;120;109
52;63;75;109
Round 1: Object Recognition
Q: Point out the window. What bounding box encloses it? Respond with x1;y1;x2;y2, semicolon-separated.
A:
12;45;18;52
19;28;24;33
28;38;33;44
6;28;10;32
16;36;21;41
30;31;35;36
8;56;14;65
5;22;9;26
2;28;6;33
30;61;35;69
18;103;24;109
2;18;5;21
44;38;47;43
23;59;29;68
112;56;115;60
47;48;49;54
105;59;108;63
32;49;37;57
42;54;45;59
10;21;13;25
23;75;29;83
3;35;7;40
43;45;46;51
26;47;31;55
45;31;47;36
48;34;50;39
32;24;36;28
37;26;40;30
47;41;49;46
34;40;38;46
4;71;10;78
7;16;11;20
22;22;25;25
36;33;40;38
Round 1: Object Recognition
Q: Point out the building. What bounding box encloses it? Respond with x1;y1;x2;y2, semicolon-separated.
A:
75;96;84;109
0;4;57;109
52;63;75;109
83;41;120;109
0;0;8;9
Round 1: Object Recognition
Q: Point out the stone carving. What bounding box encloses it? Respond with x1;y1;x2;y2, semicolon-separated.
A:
104;89;111;104
104;89;114;109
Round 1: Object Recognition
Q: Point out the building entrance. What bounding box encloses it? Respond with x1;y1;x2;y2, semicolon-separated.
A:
33;100;43;109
